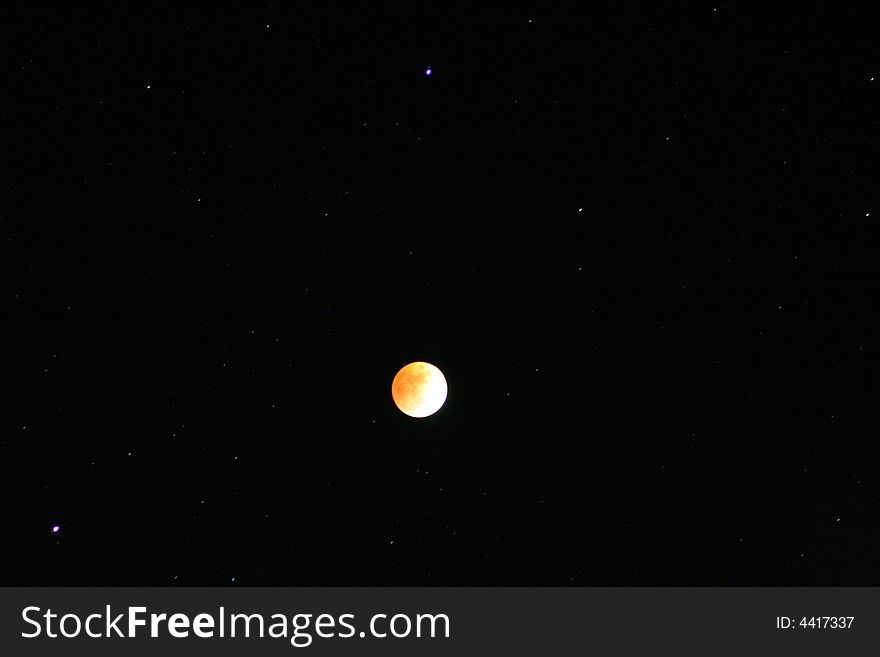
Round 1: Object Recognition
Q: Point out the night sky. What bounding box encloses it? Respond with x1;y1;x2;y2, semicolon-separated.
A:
3;4;878;585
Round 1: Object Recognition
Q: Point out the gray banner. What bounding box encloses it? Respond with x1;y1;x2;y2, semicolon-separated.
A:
1;587;876;655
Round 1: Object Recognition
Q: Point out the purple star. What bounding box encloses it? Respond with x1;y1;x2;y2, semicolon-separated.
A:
51;525;60;533
425;68;432;76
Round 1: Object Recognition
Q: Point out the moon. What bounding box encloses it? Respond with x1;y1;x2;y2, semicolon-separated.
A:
391;362;448;418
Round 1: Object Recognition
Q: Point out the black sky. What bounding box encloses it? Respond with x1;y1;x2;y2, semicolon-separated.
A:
2;4;878;584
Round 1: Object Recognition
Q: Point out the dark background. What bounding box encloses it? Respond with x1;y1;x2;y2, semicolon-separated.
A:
1;3;877;584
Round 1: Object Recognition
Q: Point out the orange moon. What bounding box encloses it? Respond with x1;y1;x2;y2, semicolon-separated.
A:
391;362;448;418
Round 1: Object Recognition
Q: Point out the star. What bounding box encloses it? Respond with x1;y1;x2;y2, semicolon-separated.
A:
51;525;60;533
424;68;432;76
